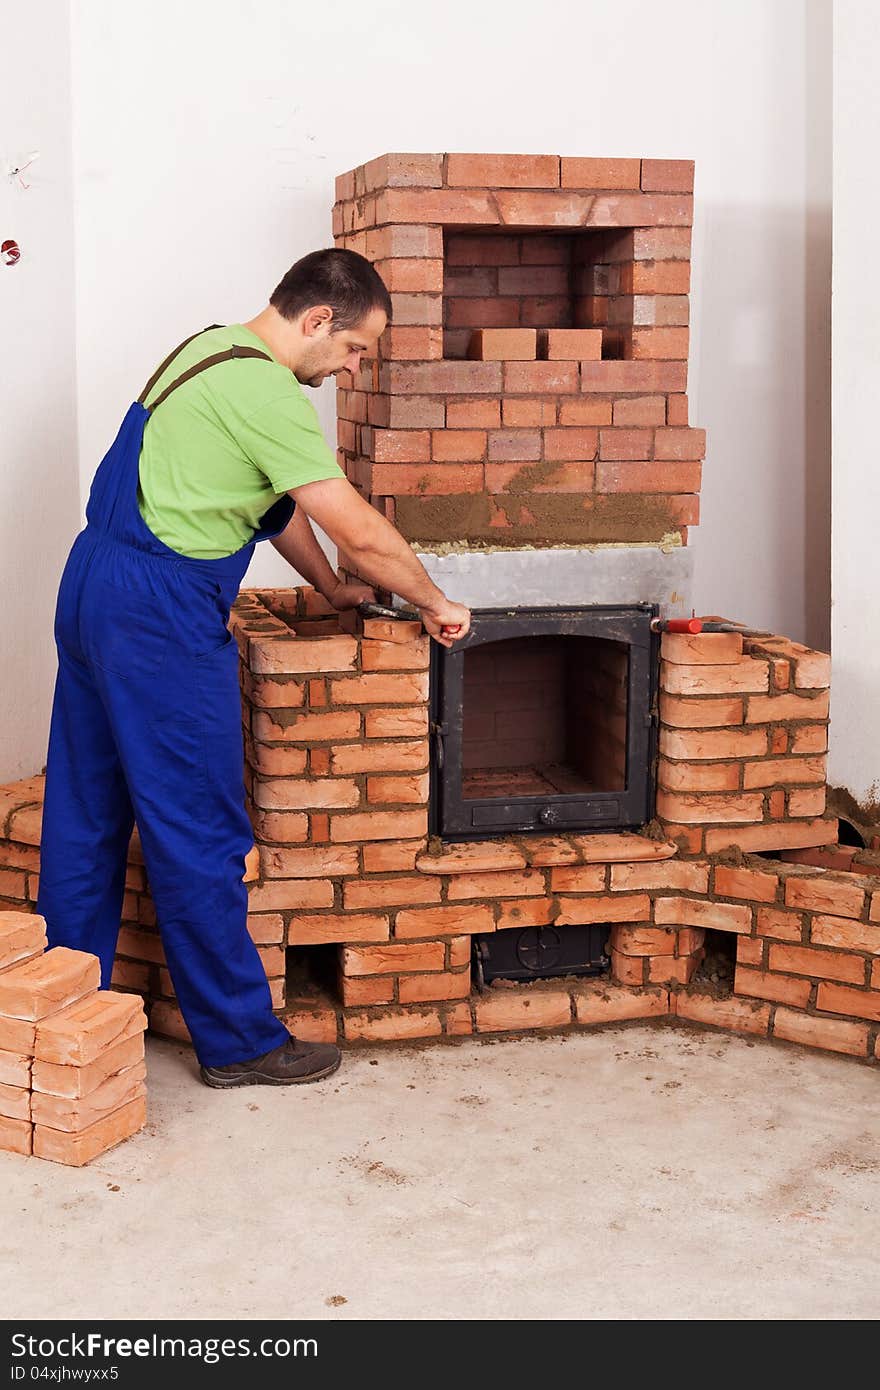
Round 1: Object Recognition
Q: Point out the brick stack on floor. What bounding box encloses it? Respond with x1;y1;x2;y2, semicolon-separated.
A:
0;913;147;1165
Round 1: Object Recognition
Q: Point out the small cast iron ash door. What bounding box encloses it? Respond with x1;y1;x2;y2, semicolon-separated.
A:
430;605;657;838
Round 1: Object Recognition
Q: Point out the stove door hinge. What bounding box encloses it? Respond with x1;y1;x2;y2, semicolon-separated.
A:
430;719;446;771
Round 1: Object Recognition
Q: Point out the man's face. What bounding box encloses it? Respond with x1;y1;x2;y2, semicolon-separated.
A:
294;306;387;387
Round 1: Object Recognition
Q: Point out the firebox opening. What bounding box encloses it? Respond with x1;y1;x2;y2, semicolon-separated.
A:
693;929;736;995
461;634;629;800
442;226;637;361
285;944;339;1007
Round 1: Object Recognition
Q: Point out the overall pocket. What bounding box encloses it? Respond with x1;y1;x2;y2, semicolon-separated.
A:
90;579;171;680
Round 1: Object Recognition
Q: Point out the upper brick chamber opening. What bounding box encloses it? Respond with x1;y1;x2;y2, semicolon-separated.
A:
333;153;703;557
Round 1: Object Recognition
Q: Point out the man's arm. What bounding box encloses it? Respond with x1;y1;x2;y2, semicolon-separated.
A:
284;476;471;646
269;502;375;612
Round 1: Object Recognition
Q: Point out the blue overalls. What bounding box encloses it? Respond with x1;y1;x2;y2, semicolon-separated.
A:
37;329;294;1067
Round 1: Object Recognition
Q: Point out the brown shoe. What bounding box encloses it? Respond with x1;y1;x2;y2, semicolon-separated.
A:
200;1036;341;1088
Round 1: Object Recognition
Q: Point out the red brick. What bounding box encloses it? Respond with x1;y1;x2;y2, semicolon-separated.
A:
543;427;598;461
385;361;502;395
249;635;358;675
488;429;542;462
447;153;559;187
33;1095;146;1167
574;983;668;1024
379;326;443;360
0;948;99;1022
661;634;743;667
755;907;804;942
788;787;826;817
641;159;695;193
280;1007;338;1043
374;258;444;293
654;896;752;933
395;903;494;938
398;971;471;1003
253;710;361;742
443;1002;473;1035
446;399;501;429
705;819;836;854
497;898;555;930
610;861;709;892
598;428;653;461
31;1065;146;1134
0;1114;32;1156
656;790;763;824
667;394;689;424
654;427;705;460
632;294;690;327
743;757;826;790
713;865;779;903
662;661;769;696
612;396;666;426
556;894;651;925
288;913;388;946
343;1007;442;1042
446;236;519;266
474;989;570;1032
737;937;765;966
342;941;445;975
416;843;526;873
0;1049;31;1088
247;913;284;945
649;955;698;985
376;188;498;225
734;965;811;1008
784;875;865;918
773;1007;869;1057
360;153;444;191
372;462;484;495
447;869;545;900
248;811;310;845
33;993;145;1066
331;672;429;705
659;730;765;763
619;261;691;294
504;362;579;393
431;430;487;462
344;876;441;910
367;772;430;804
259;844;359;877
810;914;880;954
331;739;427;774
503;398;557;427
249;744;309;777
745;692;830;723
367;225;443;259
672;991;770;1037
580;361;687;393
468;328;537;361
340;975;393;1007
497;190;692;228
246;880;334;911
613;925;677;957
816;981;880;1023
0;911;46;973
486;460;592;493
254;778;359;811
330;809;427;843
364;707;429;738
658;759;740;792
557;398;612;426
362;840;426;872
548;864;607;893
561;157;641;189
611;950;646;985
768;943;864;984
660;694;744;729
537;329;602;360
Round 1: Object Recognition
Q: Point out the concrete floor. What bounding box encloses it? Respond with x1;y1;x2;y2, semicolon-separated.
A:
2;1020;879;1320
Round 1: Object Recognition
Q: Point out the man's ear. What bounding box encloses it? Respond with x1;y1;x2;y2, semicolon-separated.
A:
302;305;334;338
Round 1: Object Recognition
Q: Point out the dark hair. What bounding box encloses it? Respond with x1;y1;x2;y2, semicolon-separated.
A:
270;248;392;331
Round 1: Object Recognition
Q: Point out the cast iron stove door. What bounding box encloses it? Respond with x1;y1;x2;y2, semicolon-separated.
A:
431;605;657;838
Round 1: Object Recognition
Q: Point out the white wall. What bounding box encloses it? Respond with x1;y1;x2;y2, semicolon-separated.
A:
1;0;834;780
0;0;79;781
829;0;880;804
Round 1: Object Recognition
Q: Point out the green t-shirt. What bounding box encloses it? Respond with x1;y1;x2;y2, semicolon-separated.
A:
137;324;344;558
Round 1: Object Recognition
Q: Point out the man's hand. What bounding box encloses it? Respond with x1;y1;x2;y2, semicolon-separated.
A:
327;580;376;612
419;598;471;649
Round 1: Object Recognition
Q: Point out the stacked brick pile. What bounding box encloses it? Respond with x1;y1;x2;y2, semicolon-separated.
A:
0;914;146;1165
332;151;704;549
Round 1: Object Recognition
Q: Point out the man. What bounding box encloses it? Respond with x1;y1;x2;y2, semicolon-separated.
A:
37;248;470;1089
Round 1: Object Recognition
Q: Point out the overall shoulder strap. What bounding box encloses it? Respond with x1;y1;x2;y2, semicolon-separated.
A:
137;324;222;405
145;343;275;413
